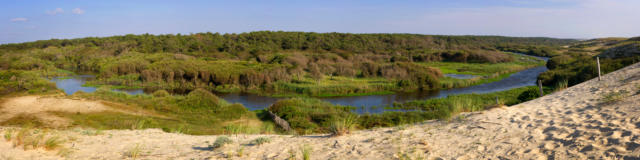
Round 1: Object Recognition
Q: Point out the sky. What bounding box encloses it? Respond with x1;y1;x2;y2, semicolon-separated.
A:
2;0;640;44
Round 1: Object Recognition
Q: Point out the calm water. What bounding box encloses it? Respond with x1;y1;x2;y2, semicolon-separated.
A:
219;65;547;113
50;53;548;113
444;74;478;79
221;53;549;113
50;75;146;95
51;75;97;95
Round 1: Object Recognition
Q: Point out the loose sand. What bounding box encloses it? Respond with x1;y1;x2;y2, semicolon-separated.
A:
0;96;113;127
2;63;640;159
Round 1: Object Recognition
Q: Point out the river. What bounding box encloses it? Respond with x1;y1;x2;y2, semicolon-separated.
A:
50;54;548;113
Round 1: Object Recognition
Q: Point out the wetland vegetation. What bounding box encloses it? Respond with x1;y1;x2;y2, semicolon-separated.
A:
3;32;638;135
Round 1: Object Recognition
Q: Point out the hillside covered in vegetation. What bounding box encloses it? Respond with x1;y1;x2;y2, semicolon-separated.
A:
0;31;572;97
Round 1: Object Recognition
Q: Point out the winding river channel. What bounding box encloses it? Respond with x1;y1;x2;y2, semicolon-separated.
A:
51;54;548;113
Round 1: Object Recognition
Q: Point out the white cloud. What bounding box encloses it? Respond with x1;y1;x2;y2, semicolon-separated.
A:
72;8;85;15
10;17;28;22
46;8;64;15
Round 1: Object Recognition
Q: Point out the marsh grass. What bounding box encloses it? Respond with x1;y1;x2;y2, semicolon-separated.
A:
394;86;536;119
554;79;569;91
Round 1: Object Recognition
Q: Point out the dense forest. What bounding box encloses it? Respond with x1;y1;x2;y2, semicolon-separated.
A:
0;31;574;96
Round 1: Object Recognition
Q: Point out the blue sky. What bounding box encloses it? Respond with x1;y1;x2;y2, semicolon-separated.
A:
2;0;639;44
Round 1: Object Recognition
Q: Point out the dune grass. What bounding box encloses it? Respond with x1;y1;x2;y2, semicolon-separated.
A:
328;114;359;136
2;126;66;151
250;137;272;146
209;136;233;150
301;144;312;160
44;136;63;150
601;90;629;104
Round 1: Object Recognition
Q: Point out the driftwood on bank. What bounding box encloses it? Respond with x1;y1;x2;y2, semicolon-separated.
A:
268;111;291;131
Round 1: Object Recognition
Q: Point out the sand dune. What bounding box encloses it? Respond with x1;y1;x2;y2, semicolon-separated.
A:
2;63;640;159
0;96;112;127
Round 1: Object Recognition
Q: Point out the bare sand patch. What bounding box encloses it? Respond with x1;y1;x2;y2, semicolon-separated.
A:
0;96;114;127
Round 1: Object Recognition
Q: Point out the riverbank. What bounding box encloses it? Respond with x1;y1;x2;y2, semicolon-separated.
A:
2;61;638;159
71;52;544;98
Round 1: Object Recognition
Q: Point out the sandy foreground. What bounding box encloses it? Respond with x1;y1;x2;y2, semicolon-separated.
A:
2;63;640;159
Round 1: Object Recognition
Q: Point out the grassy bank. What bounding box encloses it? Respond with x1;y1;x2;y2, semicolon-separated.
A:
267;86;545;134
428;52;545;89
61;88;277;135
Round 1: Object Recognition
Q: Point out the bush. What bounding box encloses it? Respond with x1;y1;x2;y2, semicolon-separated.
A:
0;70;56;95
152;90;170;97
217;104;249;120
517;88;540;102
183;88;220;110
209;136;233;150
267;98;354;134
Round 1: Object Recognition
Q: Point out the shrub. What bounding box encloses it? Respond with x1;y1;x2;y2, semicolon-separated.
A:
183;88;220;110
267;98;354;134
250;137;272;146
517;88;540;102
209;136;233;150
152;90;170;97
217;104;249;120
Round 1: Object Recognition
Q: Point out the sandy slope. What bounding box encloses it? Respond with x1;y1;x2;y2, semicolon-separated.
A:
2;63;640;159
0;96;113;127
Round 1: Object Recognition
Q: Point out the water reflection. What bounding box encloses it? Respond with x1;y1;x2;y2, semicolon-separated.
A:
219;65;548;113
444;74;478;79
49;53;549;113
50;75;147;96
50;75;97;95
